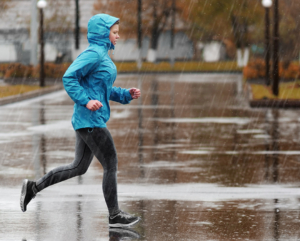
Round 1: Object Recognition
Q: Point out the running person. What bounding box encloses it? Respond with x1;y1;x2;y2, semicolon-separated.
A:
20;14;141;228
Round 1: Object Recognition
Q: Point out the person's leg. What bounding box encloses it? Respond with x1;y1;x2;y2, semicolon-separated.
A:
35;131;94;191
21;131;94;212
77;128;119;216
77;127;140;227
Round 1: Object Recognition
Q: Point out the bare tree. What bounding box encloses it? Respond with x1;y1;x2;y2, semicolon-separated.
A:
43;0;73;33
94;0;175;62
0;0;12;14
181;0;262;66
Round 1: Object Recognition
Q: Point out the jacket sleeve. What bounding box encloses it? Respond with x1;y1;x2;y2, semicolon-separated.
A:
62;50;99;106
109;87;133;104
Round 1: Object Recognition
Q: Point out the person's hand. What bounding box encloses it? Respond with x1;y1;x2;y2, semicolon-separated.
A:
129;88;141;99
86;100;103;111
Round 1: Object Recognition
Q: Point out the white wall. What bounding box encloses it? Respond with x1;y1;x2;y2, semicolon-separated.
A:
112;39;140;62
71;40;90;60
45;43;58;62
203;42;225;62
0;44;17;62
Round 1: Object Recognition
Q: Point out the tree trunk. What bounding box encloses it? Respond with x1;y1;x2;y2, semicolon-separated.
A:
147;49;157;62
137;0;142;69
237;49;243;67
236;48;249;67
147;31;160;62
147;3;160;63
243;47;249;66
231;14;250;67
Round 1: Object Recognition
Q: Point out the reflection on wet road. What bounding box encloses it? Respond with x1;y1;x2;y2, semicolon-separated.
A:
0;74;300;240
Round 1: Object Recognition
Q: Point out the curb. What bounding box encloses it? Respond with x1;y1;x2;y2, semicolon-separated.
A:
250;99;300;108
246;83;300;108
0;84;64;106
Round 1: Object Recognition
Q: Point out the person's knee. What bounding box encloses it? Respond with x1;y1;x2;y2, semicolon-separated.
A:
104;165;117;174
68;162;89;176
103;155;118;171
77;167;88;176
73;152;93;176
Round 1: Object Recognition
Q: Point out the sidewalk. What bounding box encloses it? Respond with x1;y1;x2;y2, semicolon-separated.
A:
1;73;300;240
1;76;299;109
0;84;64;106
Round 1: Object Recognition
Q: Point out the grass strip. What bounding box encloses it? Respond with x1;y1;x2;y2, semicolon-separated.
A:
0;85;42;98
250;81;300;100
116;61;242;72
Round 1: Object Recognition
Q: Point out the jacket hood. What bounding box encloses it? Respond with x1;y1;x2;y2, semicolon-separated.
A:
87;14;119;50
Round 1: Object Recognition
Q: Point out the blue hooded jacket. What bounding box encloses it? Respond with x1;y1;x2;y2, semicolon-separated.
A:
62;14;132;130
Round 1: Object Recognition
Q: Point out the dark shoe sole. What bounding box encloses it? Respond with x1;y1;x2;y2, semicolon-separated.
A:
109;217;141;228
20;179;28;212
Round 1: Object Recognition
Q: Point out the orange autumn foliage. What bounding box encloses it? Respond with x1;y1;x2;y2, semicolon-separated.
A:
243;59;300;80
0;63;71;79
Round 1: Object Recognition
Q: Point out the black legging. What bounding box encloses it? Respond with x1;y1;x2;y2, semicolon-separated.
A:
35;127;119;215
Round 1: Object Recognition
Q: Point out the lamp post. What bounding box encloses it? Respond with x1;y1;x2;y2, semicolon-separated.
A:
273;0;279;96
75;0;80;50
37;0;47;87
137;0;142;70
170;0;175;68
262;0;272;86
30;0;38;66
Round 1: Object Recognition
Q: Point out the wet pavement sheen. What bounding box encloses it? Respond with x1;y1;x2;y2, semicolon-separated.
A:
0;73;300;240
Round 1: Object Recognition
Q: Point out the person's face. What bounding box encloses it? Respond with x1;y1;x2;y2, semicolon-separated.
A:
109;24;120;46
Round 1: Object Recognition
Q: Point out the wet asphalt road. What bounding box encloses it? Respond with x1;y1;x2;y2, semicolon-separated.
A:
0;73;300;241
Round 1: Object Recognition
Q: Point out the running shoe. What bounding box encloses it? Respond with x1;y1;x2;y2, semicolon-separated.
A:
20;179;37;212
109;210;141;228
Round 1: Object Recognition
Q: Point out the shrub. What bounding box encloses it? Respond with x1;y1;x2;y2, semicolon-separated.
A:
0;63;71;79
0;61;242;79
244;59;300;80
3;63;32;79
280;63;300;80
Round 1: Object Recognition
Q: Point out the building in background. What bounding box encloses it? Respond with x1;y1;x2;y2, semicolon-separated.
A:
0;0;202;64
201;41;227;62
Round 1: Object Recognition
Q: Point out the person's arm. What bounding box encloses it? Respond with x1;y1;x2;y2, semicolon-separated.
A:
62;50;100;106
109;87;141;104
109;87;133;104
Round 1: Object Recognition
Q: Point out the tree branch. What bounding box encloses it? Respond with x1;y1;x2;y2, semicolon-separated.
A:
158;7;172;34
